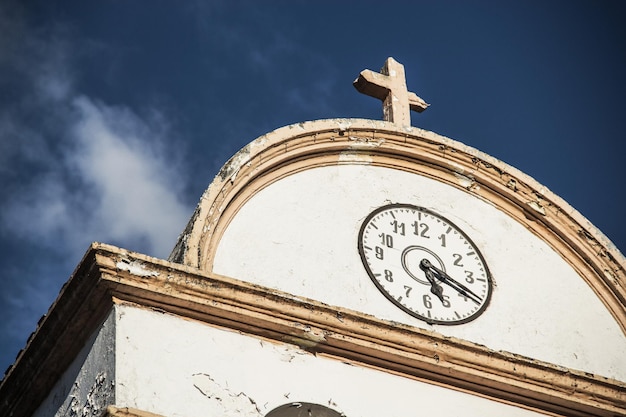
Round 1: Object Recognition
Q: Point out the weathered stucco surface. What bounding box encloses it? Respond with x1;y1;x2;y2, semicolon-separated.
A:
33;310;115;417
114;304;546;417
3;244;623;416
4;115;625;417
212;164;626;382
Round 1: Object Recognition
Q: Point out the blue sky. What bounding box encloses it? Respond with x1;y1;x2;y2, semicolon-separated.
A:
0;1;624;375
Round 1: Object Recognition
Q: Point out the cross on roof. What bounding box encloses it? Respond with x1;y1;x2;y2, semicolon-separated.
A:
353;57;429;127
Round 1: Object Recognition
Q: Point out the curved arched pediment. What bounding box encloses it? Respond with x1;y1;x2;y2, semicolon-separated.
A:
170;118;626;381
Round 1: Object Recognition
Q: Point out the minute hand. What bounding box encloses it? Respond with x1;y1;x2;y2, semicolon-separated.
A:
426;261;482;305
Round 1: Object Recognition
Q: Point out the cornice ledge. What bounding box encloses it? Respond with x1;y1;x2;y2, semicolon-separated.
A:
103;406;166;417
98;244;625;417
0;243;115;417
2;243;623;417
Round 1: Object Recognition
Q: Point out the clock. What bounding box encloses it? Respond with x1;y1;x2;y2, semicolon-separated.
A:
358;204;492;325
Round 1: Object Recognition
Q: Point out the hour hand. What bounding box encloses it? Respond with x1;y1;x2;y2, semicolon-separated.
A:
420;262;445;303
421;259;482;305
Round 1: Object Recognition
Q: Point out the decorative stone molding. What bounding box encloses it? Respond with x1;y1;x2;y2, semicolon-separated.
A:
104;406;167;417
169;118;626;335
3;244;623;416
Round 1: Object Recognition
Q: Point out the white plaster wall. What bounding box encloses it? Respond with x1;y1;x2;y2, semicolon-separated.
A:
114;304;546;417
213;164;626;382
33;309;115;417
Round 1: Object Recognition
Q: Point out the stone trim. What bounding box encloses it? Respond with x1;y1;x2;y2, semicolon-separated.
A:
169;119;626;335
103;406;167;417
5;244;621;417
1;244;625;416
102;245;626;416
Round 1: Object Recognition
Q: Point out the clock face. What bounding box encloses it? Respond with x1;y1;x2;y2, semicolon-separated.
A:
358;204;492;325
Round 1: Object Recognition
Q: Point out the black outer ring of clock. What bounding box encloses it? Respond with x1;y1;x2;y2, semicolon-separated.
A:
357;203;493;325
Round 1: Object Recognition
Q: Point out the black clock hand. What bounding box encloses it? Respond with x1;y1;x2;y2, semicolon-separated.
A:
419;261;445;304
420;259;482;305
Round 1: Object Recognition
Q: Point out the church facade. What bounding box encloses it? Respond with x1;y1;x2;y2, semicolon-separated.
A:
1;58;625;417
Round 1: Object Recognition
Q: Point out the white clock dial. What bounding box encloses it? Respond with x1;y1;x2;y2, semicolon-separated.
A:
358;204;492;325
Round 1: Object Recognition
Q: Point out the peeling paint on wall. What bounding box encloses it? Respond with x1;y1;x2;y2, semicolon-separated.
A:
453;172;475;189
347;135;385;147
67;372;112;417
338;152;373;163
218;144;252;183
33;310;115;417
116;259;159;278
527;201;546;216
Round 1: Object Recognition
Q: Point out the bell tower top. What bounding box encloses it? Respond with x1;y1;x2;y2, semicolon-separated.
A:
353;57;429;126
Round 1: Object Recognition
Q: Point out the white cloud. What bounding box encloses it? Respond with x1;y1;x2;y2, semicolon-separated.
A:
69;96;191;257
0;1;194;373
0;18;193;259
3;95;192;259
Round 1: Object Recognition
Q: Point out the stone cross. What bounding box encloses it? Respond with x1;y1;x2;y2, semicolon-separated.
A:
353;57;429;126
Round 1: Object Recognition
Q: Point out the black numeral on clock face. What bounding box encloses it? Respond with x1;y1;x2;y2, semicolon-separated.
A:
391;220;405;235
384;269;393;282
379;233;393;248
403;285;412;297
412;221;430;238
